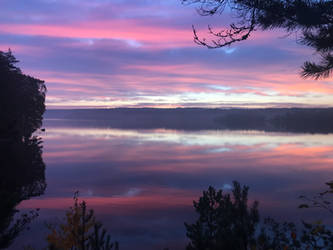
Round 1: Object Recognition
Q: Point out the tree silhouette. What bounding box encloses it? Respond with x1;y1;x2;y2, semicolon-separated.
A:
47;193;118;250
184;181;259;250
185;181;333;250
0;50;47;248
182;0;333;79
0;50;46;139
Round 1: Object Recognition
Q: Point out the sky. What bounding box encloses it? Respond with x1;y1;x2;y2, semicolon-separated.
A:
1;0;333;109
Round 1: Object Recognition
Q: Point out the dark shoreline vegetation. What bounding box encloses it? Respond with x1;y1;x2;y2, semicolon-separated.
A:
23;181;333;250
0;50;47;249
45;108;333;133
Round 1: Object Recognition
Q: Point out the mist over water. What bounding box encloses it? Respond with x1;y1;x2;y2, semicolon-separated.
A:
12;118;333;250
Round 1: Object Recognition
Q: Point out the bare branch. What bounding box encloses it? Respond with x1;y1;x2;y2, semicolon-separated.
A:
186;0;333;79
192;10;256;49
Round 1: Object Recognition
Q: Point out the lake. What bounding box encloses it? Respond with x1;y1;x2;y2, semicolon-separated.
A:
11;118;333;249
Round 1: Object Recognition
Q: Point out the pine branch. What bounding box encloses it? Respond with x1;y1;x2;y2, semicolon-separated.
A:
301;53;333;79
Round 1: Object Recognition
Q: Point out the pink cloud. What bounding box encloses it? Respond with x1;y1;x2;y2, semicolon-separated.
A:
0;20;194;49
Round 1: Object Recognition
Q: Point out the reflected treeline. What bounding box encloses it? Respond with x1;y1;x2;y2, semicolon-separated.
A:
0;137;46;248
0;50;46;248
45;108;333;133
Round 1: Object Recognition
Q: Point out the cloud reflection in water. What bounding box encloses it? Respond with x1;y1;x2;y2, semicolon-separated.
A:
17;124;333;249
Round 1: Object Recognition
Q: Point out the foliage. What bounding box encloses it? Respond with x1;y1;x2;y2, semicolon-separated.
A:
0;49;46;139
257;218;333;249
256;218;301;250
299;181;333;214
47;193;118;250
186;181;333;250
0;49;46;248
0;210;39;249
184;181;259;250
0;137;46;249
182;0;333;79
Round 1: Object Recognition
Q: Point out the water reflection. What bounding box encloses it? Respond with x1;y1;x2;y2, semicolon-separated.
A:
0;137;46;248
15;121;333;249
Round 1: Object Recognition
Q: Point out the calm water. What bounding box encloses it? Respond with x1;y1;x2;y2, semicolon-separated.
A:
11;119;333;249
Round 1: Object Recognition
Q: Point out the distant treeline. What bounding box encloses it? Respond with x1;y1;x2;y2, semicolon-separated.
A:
44;108;333;133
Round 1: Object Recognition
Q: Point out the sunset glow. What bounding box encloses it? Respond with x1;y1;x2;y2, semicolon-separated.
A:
1;0;332;108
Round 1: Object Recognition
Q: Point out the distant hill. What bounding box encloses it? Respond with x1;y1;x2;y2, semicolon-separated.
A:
44;108;333;133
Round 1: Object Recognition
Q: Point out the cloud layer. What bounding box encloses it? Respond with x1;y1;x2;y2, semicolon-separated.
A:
1;0;332;108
